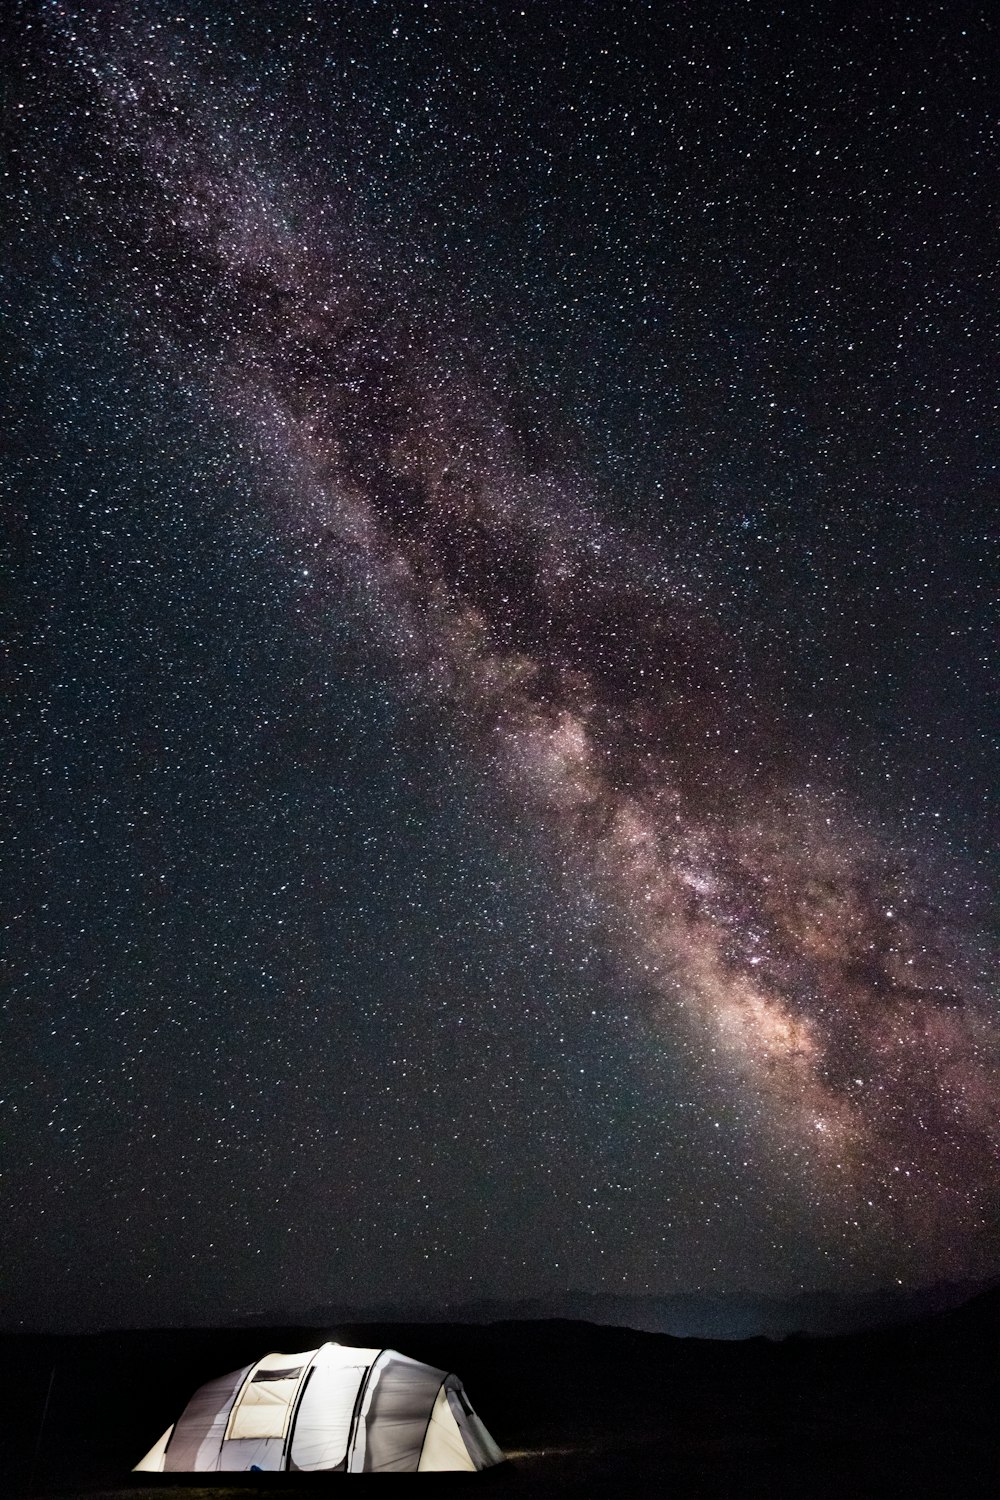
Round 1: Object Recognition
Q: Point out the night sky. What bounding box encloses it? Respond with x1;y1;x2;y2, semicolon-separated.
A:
3;1;997;1331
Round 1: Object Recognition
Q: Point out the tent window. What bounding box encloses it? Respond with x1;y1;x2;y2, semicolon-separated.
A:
252;1367;303;1382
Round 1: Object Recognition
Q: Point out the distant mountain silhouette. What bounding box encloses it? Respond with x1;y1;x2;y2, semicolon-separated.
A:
250;1277;1000;1341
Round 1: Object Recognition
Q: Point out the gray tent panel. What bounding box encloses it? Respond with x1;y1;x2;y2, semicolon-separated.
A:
358;1353;447;1472
163;1363;252;1472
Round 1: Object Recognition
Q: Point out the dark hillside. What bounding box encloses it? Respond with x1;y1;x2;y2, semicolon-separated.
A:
3;1291;998;1497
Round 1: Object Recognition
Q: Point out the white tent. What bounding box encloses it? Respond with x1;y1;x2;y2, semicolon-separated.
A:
134;1341;504;1474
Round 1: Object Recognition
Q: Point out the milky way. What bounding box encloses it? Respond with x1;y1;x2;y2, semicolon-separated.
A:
14;3;999;1301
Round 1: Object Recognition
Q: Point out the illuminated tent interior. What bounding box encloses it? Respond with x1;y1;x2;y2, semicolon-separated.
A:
134;1342;504;1474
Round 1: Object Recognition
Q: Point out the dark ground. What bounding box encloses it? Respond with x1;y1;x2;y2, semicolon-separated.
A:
4;1288;998;1497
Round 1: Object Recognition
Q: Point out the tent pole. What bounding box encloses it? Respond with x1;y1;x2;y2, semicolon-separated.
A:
29;1365;56;1494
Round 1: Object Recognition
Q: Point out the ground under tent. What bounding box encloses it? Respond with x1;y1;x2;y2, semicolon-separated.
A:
134;1341;504;1474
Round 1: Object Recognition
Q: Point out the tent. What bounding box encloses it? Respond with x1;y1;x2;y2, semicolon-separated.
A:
134;1341;504;1474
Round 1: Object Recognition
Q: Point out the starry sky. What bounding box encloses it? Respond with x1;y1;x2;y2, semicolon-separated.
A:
3;1;997;1331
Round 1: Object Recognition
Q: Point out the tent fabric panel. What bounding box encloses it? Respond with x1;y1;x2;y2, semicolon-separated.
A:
251;1349;315;1373
217;1436;285;1471
330;1343;382;1364
359;1353;447;1472
446;1384;505;1470
224;1349;315;1443
133;1425;174;1472
227;1375;301;1439
289;1355;369;1471
163;1364;253;1472
346;1349;390;1472
418;1388;475;1472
